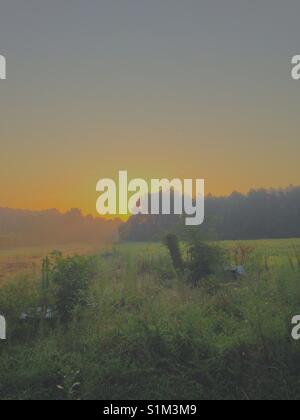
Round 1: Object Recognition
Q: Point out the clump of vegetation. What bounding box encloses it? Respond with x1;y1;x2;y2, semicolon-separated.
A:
164;234;184;273
50;253;98;323
231;244;255;266
292;246;300;269
164;233;225;286
187;240;225;286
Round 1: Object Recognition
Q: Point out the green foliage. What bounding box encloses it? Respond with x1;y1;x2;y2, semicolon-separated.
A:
164;232;226;286
1;240;300;400
50;253;98;323
163;234;184;272
0;275;39;321
187;241;225;286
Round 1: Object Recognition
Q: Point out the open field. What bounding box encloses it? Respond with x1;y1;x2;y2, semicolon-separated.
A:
222;238;300;256
0;243;103;285
0;238;300;400
1;238;299;282
124;237;300;268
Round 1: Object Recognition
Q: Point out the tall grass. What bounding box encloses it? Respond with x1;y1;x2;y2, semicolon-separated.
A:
0;240;300;400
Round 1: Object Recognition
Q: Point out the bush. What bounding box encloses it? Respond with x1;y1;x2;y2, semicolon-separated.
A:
51;254;98;323
164;233;226;286
187;241;225;286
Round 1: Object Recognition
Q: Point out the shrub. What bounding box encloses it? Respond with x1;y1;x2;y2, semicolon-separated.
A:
164;233;226;286
187;241;225;286
51;254;98;323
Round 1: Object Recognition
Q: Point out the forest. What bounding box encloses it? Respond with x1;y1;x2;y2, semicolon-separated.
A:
120;186;300;242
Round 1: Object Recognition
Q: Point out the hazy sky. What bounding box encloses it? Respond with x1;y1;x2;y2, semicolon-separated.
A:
0;0;299;215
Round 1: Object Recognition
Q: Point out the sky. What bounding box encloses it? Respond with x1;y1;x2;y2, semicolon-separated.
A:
0;0;300;215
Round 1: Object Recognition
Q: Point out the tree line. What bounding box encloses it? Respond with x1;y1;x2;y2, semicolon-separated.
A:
119;186;300;242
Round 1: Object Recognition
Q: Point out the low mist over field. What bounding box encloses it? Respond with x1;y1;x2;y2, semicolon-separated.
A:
0;208;121;248
2;186;300;249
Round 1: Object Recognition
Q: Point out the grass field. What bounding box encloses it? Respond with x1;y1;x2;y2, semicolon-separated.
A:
0;238;300;400
0;243;102;285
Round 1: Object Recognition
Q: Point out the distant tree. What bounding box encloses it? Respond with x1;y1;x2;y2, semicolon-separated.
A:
120;186;300;242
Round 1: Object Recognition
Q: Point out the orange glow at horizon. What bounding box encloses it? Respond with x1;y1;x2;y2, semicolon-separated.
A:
1;2;300;213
